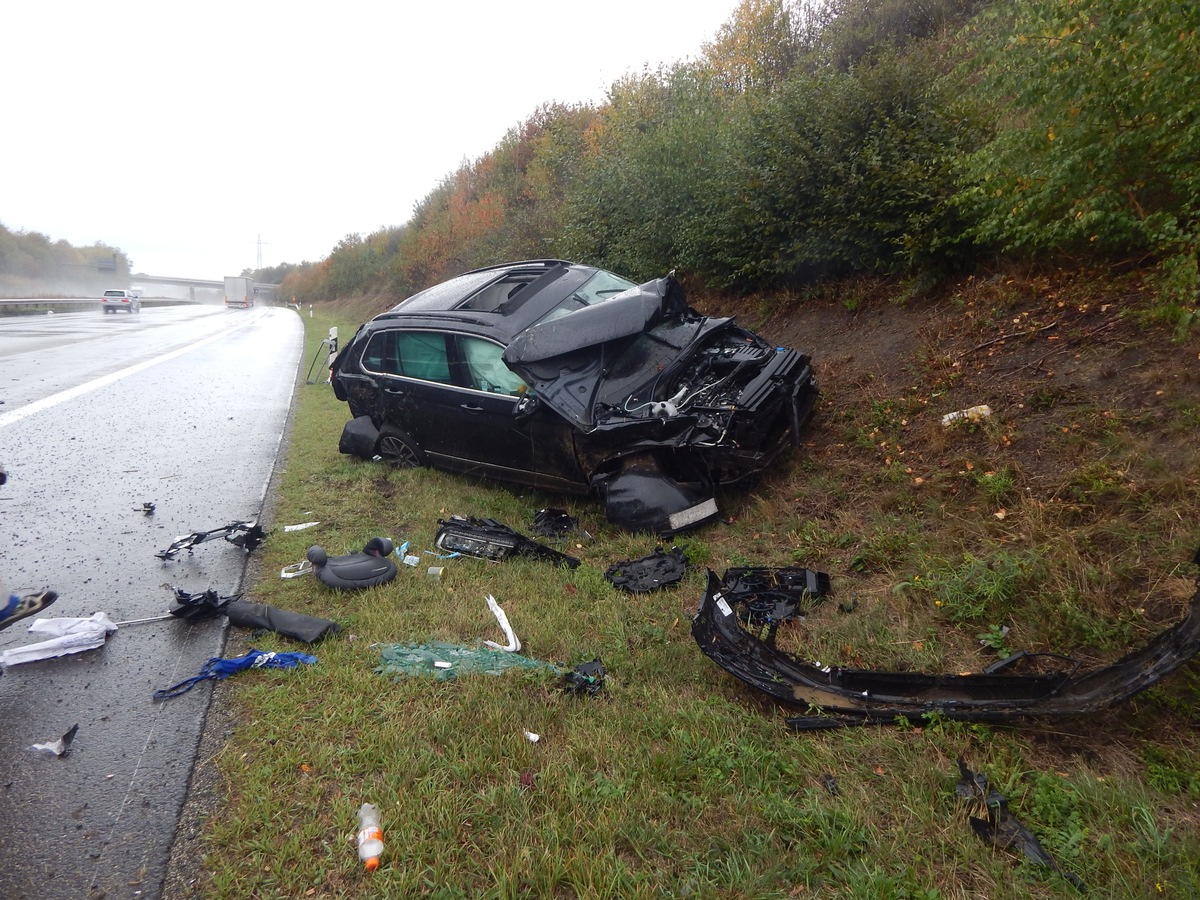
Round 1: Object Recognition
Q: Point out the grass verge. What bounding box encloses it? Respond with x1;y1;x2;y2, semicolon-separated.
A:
180;274;1199;899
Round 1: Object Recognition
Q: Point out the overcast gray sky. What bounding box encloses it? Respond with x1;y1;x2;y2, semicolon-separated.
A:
2;1;739;279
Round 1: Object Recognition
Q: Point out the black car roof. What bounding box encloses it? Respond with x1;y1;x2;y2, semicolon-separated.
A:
362;260;596;342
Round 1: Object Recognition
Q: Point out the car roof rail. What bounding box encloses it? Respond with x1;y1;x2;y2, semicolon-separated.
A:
371;311;493;327
461;259;574;276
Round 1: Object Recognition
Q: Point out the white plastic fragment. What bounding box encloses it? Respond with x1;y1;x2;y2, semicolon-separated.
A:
31;723;78;756
523;731;540;743
280;560;313;578
283;521;321;532
433;660;453;670
482;594;521;652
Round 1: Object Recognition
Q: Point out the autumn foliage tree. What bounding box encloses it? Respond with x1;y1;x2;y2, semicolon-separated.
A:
289;0;1196;315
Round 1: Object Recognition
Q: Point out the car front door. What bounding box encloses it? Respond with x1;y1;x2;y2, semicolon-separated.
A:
360;329;585;491
443;334;586;492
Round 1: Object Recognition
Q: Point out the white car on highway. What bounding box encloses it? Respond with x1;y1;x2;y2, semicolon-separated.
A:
101;289;141;314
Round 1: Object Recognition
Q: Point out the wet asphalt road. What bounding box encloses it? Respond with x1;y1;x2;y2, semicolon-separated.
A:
0;305;303;899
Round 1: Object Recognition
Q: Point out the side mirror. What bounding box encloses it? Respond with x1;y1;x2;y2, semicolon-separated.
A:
514;394;539;420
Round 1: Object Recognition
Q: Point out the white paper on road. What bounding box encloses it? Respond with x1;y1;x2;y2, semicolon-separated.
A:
1;612;117;666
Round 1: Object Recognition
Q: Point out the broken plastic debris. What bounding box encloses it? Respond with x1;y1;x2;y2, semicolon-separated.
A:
280;560;314;579
955;758;1086;893
283;521;321;532
156;520;265;559
563;659;606;697
433;660;453;669
530;508;577;539
693;548;1200;727
941;404;992;426
134;502;156;515
482;594;520;652
31;723;78;757
523;731;540;743
605;546;688;593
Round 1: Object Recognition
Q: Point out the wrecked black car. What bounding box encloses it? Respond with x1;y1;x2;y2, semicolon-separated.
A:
332;260;817;534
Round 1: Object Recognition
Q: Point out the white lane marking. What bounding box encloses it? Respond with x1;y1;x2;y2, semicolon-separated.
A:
0;315;261;429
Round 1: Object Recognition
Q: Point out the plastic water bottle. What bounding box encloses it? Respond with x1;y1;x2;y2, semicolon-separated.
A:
940;404;992;426
356;803;384;872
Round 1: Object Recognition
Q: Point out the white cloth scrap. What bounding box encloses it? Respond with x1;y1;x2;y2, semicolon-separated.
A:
1;613;117;666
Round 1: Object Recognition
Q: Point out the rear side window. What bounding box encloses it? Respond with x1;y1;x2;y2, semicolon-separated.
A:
104;290;127;298
361;331;452;384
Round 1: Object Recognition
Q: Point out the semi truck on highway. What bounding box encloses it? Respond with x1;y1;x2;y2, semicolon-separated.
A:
224;275;255;309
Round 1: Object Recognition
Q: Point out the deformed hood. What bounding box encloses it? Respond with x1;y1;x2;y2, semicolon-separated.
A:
501;274;702;429
503;274;688;365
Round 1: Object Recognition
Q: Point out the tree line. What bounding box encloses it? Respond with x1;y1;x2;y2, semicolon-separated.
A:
0;222;131;296
280;0;1197;315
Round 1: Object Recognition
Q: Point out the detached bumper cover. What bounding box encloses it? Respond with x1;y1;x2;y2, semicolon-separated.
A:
692;553;1200;727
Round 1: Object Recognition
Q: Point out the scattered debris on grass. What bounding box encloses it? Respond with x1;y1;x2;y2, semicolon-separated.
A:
955;758;1087;893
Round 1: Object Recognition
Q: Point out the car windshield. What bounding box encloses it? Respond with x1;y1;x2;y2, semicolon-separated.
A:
541;270;637;322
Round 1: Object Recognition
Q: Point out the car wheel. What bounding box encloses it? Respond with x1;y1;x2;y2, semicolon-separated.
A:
376;425;426;468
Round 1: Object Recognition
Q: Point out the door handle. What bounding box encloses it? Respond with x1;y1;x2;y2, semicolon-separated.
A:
384;387;405;395
459;404;484;412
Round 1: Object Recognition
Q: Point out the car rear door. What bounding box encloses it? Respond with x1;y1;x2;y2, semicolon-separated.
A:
359;329;468;459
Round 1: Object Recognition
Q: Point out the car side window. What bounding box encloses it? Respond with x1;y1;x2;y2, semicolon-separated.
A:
362;333;389;372
458;335;527;396
362;331;453;384
397;332;451;383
